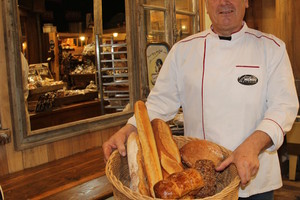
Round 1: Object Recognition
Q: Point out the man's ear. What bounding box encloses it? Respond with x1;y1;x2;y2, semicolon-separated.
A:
245;0;249;8
205;0;208;13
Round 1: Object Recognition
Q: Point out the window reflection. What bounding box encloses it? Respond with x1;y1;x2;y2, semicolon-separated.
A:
145;10;165;43
176;0;194;12
176;14;194;41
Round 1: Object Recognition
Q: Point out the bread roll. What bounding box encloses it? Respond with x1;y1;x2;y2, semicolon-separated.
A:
153;168;205;199
194;159;217;198
134;101;163;197
151;118;183;178
180;140;224;168
126;132;150;196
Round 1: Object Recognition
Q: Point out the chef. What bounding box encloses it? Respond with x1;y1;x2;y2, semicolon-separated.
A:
103;0;299;199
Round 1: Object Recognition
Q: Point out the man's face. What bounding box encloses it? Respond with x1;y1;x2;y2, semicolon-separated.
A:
206;0;249;36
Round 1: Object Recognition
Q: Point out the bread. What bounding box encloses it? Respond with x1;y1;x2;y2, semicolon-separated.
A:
153;168;205;199
126;132;150;196
194;159;217;198
180;140;225;168
134;101;163;197
151;118;183;178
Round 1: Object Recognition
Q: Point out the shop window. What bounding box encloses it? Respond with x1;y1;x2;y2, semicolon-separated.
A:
145;10;166;43
175;14;194;42
141;0;199;46
139;0;199;97
175;0;198;42
1;0;137;150
18;1;131;131
176;0;194;12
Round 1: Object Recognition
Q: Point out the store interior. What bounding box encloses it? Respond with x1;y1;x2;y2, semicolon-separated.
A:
19;0;129;130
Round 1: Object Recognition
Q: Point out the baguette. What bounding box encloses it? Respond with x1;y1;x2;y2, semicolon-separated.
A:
134;101;163;197
151;118;184;178
126;132;150;196
153;168;205;199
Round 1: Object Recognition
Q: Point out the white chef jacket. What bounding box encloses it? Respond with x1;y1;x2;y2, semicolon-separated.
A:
128;23;299;197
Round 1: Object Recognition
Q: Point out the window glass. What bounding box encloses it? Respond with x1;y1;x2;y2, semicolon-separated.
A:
176;0;194;12
20;0;129;131
145;10;165;43
176;14;194;41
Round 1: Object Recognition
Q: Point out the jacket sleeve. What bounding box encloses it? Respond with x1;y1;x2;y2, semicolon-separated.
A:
127;45;181;126
256;41;299;152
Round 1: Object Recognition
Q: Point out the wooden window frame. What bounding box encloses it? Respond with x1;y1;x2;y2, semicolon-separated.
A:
0;0;140;150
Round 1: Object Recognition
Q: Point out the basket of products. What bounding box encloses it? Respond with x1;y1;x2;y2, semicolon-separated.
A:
105;101;240;200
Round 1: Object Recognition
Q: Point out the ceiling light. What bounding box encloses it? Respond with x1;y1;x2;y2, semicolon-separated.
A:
80;36;85;41
113;32;118;37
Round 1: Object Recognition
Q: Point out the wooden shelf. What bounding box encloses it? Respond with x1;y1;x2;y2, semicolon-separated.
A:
29;83;66;95
30;100;103;130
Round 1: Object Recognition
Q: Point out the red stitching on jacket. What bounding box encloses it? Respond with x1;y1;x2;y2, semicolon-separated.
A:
202;39;207;139
179;33;210;43
245;32;281;47
236;65;260;68
264;118;285;135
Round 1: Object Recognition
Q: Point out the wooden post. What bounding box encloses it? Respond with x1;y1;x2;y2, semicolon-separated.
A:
48;31;60;81
293;1;300;79
94;0;103;35
276;0;293;65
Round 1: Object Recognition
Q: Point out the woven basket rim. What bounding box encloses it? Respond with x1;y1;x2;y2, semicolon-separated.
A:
105;136;241;200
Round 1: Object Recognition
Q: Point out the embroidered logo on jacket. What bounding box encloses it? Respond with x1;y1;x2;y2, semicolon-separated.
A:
238;75;258;85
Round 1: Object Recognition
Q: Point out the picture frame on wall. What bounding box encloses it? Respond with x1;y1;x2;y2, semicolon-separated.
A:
146;42;170;92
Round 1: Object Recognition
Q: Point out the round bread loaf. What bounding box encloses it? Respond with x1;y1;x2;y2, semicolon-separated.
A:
180;140;225;168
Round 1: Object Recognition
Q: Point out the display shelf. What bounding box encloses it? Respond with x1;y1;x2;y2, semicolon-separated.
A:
100;59;128;63
102;74;128;78
103;81;128;86
101;67;128;70
29;100;103;130
104;97;129;101
54;91;98;106
101;51;127;55
99;37;129;112
29;83;66;95
69;73;96;89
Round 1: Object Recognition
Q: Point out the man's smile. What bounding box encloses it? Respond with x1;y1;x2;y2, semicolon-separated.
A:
219;8;234;15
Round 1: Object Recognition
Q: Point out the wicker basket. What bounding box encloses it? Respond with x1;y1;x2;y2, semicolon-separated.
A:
105;136;240;200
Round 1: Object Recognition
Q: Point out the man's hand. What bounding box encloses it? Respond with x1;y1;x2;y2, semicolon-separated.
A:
216;130;273;187
102;124;137;162
216;142;260;187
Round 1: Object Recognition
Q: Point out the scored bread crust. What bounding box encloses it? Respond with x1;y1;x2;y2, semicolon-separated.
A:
127;132;150;196
180;140;225;168
153;168;205;199
152;118;183;178
134;101;163;197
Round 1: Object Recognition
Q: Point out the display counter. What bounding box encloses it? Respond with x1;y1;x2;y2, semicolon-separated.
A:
29;100;114;130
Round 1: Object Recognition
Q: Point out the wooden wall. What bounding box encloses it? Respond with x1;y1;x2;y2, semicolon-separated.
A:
246;0;300;79
293;1;300;79
0;124;120;176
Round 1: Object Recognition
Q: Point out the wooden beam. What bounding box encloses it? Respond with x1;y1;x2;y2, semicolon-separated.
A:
94;0;103;35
